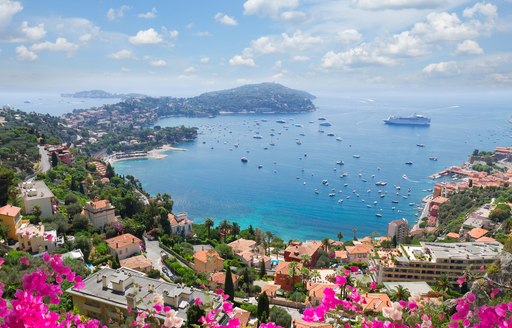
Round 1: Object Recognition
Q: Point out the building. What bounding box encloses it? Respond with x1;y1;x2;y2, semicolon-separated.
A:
284;241;322;267
66;267;222;325
193;249;224;274
105;233;142;260
16;222;57;253
83;199;117;230
382;281;434;297
228;238;270;269
19;180;55;219
168;212;193;237
467;227;489;240
345;243;373;263
274;261;303;291
334;250;348;264
119;255;153;272
208;271;239;290
308;283;336;306
360;293;392;314
0;204;22;240
62;249;85;262
374;242;503;284
387;219;409;244
232;307;251;328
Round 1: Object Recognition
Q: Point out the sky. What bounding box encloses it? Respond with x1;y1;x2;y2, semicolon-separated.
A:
0;0;511;96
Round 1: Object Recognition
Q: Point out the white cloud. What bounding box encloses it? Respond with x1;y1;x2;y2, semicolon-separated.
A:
382;31;428;57
15;45;37;61
456;39;483;55
109;49;135;60
79;33;93;42
463;2;497;19
0;0;23;31
336;29;362;43
292;55;310;62
149;59;167;67
184;66;196;73
321;47;395;70
51;18;100;44
199;57;210;64
214;13;238;26
422;61;460;76
20;21;46;40
350;0;444;10
411;12;478;41
129;28;163;44
280;11;307;22
229;55;256;67
250;31;323;54
30;37;78;53
107;5;130;21
138;8;157;19
243;0;298;18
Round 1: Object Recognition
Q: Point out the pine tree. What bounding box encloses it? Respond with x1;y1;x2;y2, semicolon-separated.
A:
259;260;266;278
112;253;121;269
257;292;270;324
224;266;235;302
106;163;115;179
51;151;59;167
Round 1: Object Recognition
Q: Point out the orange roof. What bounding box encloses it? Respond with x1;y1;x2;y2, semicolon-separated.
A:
193;249;223;263
228;238;257;254
119;255;152;270
345;243;373;255
261;285;278;297
308;283;336;298
0;205;21;217
334;250;348;259
106;233;142;249
432;196;449;204
446;232;460;239
209;271;238;284
233;307;251;327
293;319;332;328
475;236;496;242
361;293;392;313
275;261;303;275
167;213;192;226
90;199;109;209
360;236;373;244
285;241;322;260
468;227;489;239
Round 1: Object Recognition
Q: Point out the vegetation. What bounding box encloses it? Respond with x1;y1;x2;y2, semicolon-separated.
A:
269;306;292;328
224;266;235;302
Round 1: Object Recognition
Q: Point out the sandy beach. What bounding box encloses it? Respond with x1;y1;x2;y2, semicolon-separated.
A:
106;145;186;164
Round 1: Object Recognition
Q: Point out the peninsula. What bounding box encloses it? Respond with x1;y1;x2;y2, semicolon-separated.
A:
61;89;145;99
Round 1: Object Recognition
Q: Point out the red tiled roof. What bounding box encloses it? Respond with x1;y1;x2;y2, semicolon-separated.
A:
475;236;496;242
106;233;142;248
194;250;223;263
468;227;489;239
345;243;373;255
275;261;303;275
0;205;21;217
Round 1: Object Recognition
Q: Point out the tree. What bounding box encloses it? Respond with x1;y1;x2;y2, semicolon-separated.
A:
310;270;321;283
231;222;240;238
0;167;15;206
111;253;120;269
265;231;274;255
186;304;205;328
74;236;92;262
72;214;90;231
380;240;393;249
105;163;115;179
269;306;292;328
238;266;255;294
321;237;330;252
259;259;266;278
288;261;299;284
219;220;231;242
224;266;235;302
390;284;411;302
489;205;511;222
352;227;357;240
215;243;234;259
204;218;214;240
51;152;59;167
337;231;344;242
257;292;270;324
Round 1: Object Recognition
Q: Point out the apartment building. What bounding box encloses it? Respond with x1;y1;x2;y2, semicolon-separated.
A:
374;241;503;284
19;180;55;219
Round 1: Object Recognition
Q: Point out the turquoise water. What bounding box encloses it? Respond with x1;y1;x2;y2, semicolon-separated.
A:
113;92;512;241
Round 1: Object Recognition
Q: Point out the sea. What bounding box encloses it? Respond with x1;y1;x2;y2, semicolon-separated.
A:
3;91;511;241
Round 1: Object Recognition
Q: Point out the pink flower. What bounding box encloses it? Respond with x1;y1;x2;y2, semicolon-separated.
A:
457;275;466;287
194;298;202;306
260;322;283;328
369;281;377;291
382;302;404;321
466;292;475;304
153;303;163;313
223;301;233;315
335;275;347;286
20;256;30;266
43;252;50;262
350;266;359;272
227;317;240;328
490;288;500;299
0;258;3;267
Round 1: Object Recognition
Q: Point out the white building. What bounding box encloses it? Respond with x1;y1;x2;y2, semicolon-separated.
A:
17;222;57;253
83;199;117;229
19;180;55;219
168;212;193;236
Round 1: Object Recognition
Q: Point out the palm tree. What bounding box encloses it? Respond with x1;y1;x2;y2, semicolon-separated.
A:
219;220;231;242
390;284;411;302
310;270;321;283
337;231;344;242
204;218;214;240
265;231;274;255
321;237;330;252
352;227;357;240
231;222;240;238
435;275;451;292
288;261;299;286
300;254;311;266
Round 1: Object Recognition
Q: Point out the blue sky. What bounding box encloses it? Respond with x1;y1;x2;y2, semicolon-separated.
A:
0;0;511;95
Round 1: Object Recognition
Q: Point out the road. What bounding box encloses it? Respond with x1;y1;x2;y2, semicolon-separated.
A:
144;236;164;271
38;145;51;173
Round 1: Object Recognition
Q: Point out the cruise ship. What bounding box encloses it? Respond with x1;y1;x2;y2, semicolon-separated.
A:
383;114;431;126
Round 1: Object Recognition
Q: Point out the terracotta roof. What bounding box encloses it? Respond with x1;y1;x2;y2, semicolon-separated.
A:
293;319;332;328
475;236;496;242
90;199;110;209
275;261;303;275
228;238;256;254
193;249;223;263
446;232;460;239
261;285;278;297
361;293;392;313
468;227;489;239
308;283;336;298
167;213;192;227
233;307;251;328
285;241;321;260
0;205;21;217
334;250;348;259
106;233;142;249
209;272;238;284
432;196;449;204
119;255;152;271
345;243;373;255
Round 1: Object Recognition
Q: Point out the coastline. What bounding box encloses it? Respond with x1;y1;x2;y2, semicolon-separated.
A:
106;145;186;164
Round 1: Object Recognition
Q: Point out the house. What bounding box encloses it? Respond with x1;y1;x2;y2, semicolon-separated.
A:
284;241;322;267
468;227;489;240
0;204;22;240
476;236;496;242
228;238;270;269
66;267;222;325
232;307;251;328
168;212;193;237
308;283;336;306
193;250;224;274
105;233;142;260
208;271;238;290
83;199;117;230
62;249;85;262
345;243;373;263
261;285;278;298
16;222;57;253
360;293;392;313
446;232;460;240
120;255;153;272
334;250;348;264
19;180;55;219
274;261;303;291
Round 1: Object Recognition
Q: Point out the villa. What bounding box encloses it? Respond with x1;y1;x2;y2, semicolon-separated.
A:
105;233;142;260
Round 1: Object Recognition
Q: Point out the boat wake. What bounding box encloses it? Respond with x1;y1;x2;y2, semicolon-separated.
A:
402;174;420;183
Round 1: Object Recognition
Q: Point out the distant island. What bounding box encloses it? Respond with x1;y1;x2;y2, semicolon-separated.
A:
61;89;145;99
